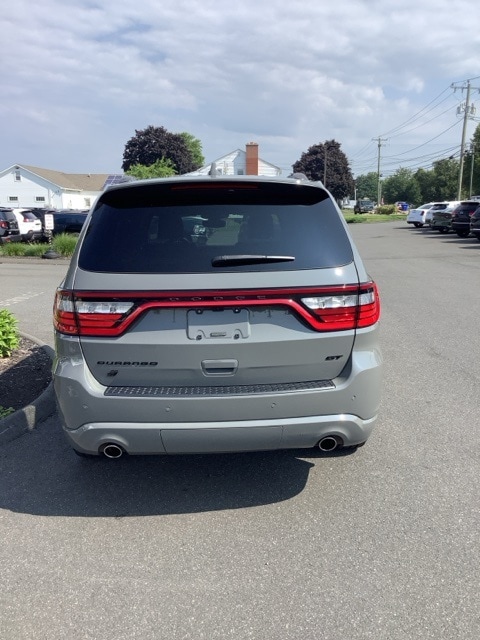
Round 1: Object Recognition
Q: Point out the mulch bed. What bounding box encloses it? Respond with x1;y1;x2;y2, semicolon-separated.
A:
0;337;52;413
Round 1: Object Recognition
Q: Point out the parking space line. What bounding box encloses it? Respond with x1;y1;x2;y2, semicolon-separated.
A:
0;292;46;306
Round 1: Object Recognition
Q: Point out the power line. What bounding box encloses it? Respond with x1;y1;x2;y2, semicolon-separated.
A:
379;87;453;138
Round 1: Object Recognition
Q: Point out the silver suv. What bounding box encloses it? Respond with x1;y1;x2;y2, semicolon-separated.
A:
53;175;382;458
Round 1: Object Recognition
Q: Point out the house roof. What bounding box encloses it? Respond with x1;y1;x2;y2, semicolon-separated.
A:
186;148;281;176
21;165;110;191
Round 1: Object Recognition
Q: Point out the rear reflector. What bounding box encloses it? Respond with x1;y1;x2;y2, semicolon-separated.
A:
53;283;380;337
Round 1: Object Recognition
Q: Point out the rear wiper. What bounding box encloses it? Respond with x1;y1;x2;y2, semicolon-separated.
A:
212;254;295;267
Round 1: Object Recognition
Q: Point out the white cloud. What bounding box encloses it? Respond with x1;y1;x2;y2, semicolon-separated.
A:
1;0;479;175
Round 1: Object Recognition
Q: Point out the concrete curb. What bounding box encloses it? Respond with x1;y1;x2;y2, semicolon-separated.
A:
0;332;56;446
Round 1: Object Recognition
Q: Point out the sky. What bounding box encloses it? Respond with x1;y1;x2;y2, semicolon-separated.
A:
2;0;480;178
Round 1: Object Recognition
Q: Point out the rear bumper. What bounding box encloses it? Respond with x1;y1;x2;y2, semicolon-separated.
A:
0;233;22;244
451;222;470;232
53;331;382;455
63;414;377;455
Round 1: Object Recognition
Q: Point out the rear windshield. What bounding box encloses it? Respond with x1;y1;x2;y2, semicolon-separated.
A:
21;211;39;220
78;181;353;273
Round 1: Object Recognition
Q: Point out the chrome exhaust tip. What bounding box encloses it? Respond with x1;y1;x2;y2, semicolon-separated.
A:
100;443;125;459
318;436;342;452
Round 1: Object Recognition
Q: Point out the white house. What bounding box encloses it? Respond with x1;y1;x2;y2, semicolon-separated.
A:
0;164;114;210
186;142;281;177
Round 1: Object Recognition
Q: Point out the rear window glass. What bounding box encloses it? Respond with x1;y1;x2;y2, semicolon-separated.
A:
78;181;353;273
21;211;39;220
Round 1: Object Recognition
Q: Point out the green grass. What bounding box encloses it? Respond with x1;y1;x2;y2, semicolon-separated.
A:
342;212;408;223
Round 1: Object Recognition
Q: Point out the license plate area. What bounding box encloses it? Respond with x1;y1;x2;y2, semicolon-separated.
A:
187;308;250;340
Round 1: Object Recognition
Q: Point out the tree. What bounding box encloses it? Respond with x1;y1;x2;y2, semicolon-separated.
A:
122;126;202;174
292;140;354;200
354;172;378;201
382;168;421;205
430;158;459;200
125;158;177;179
414;168;437;204
179;132;205;168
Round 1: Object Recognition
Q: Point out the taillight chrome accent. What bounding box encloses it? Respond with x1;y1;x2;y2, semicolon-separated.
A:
53;283;380;337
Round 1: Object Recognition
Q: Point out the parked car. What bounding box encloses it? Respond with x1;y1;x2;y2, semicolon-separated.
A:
426;201;460;229
406;202;435;227
53;174;382;458
0;208;21;244
12;209;43;242
29;209;89;239
51;210;89;235
430;204;460;233
469;204;480;242
450;200;480;238
354;199;375;214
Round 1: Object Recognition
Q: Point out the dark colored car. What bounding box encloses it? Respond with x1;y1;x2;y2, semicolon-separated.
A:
0;208;21;244
30;209;88;239
354;199;375;214
469;205;480;242
52;210;89;235
450;201;480;238
429;203;459;233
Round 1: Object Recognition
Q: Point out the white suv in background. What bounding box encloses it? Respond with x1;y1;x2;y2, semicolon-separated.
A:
12;209;42;242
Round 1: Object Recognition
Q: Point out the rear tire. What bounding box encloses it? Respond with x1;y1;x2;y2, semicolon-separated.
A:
456;230;469;238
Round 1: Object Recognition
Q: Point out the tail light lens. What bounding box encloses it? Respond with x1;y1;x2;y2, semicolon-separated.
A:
54;283;380;337
300;284;379;330
0;221;7;229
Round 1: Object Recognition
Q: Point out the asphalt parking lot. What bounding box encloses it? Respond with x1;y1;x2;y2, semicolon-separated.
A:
1;223;480;640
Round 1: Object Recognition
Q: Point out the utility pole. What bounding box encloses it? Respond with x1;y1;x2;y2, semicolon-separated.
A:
372;137;387;205
451;79;479;199
323;144;327;187
469;141;475;198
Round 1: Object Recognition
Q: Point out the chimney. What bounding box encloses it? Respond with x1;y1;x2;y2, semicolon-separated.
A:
245;142;259;175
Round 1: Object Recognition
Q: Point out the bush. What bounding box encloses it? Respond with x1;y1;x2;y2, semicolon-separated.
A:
0;234;79;257
52;233;78;256
0;309;20;357
375;204;397;216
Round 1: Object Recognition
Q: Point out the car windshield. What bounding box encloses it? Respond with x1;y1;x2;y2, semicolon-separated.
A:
78;181;354;273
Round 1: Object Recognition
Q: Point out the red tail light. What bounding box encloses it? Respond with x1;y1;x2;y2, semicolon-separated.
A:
54;283;380;337
0;221;7;229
